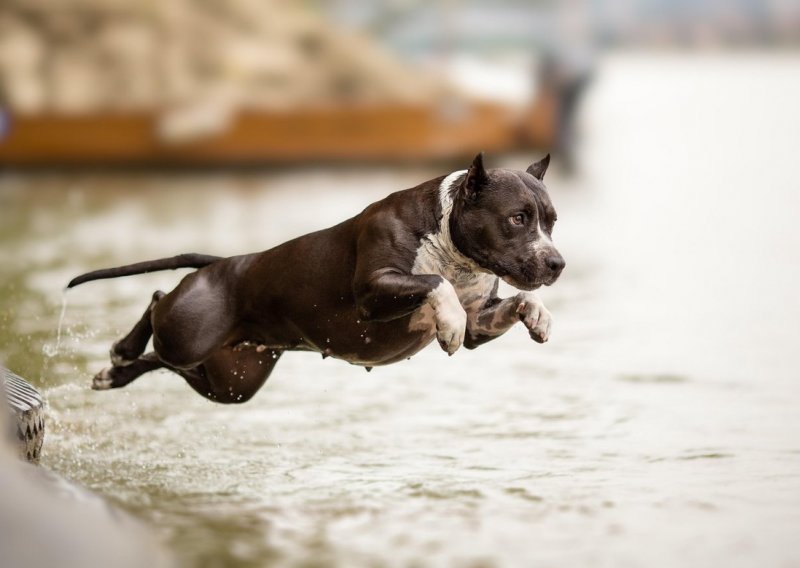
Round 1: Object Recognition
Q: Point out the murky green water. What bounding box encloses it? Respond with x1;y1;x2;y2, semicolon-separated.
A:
2;53;799;567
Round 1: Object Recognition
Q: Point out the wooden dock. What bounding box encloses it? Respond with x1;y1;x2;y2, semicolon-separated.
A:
0;101;554;167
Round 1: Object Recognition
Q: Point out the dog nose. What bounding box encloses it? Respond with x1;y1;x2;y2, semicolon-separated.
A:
546;255;565;274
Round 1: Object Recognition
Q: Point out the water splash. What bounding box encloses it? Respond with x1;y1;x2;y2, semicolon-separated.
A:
43;291;68;358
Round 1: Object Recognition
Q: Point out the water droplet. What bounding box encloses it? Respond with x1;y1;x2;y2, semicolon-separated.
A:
44;291;69;358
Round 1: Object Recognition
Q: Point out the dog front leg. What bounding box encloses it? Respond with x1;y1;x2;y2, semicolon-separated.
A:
465;292;553;349
354;269;466;355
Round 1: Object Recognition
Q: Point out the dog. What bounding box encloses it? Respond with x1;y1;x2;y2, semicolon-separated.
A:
68;153;565;403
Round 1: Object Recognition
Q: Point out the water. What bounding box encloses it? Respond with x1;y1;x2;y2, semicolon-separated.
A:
42;291;68;358
1;52;799;568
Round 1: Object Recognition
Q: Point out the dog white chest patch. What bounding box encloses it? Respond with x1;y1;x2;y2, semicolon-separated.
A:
409;170;497;336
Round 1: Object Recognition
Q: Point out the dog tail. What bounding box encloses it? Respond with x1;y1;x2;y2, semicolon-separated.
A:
67;253;223;289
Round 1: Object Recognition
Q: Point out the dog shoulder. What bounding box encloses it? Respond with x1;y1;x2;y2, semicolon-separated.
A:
348;180;444;284
355;179;443;245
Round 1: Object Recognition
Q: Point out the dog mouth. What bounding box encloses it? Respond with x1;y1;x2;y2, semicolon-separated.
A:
501;274;544;291
501;271;561;291
489;258;562;291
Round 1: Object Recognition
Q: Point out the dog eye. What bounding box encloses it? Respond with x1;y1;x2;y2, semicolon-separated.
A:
510;213;525;226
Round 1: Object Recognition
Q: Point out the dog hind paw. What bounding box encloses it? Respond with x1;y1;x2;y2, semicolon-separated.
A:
109;342;135;367
91;368;115;390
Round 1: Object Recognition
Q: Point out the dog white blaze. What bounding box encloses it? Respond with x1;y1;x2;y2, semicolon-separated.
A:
528;219;554;263
536;219;552;245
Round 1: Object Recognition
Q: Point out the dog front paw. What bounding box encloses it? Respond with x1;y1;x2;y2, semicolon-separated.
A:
429;281;467;355
515;293;553;343
436;313;466;355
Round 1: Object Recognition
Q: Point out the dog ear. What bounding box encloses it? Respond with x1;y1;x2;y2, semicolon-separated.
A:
463;152;488;200
527;154;550;181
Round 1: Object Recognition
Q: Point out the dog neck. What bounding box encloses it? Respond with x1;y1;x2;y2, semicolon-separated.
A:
412;170;487;281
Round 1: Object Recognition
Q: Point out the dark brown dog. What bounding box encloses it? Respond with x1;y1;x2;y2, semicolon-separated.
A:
69;153;564;403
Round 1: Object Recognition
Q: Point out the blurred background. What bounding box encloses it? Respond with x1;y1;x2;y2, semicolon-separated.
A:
1;1;800;568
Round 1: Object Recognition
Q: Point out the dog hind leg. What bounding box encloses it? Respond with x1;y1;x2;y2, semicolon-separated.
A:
93;345;281;403
110;291;165;366
174;346;283;404
93;351;164;390
150;271;239;370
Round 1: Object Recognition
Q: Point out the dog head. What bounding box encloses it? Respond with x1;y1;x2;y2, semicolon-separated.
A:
450;152;565;290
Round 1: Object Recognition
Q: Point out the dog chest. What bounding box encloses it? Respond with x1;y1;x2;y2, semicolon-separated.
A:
408;235;496;334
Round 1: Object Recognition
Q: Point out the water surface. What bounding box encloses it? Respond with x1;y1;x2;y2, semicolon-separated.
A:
1;52;799;568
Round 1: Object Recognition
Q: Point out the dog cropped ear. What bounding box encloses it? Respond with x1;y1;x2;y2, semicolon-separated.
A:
463;152;489;200
527;154;550;181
